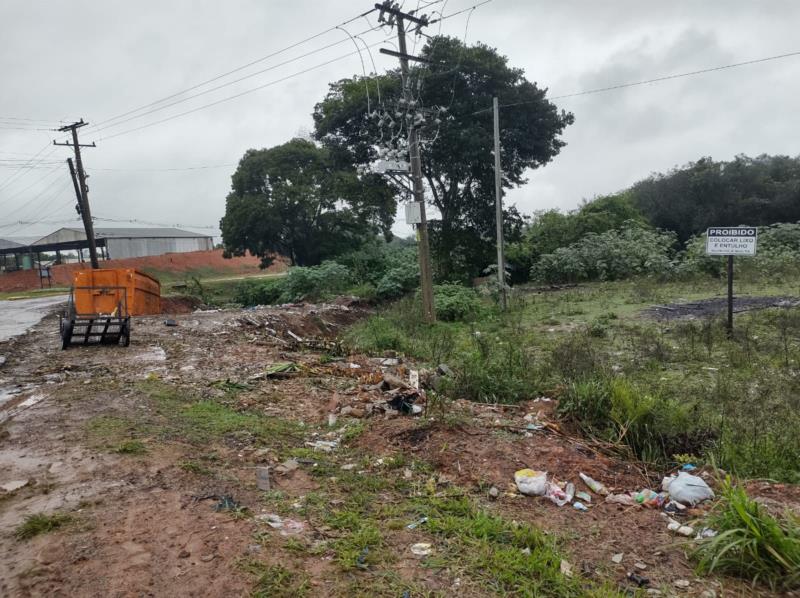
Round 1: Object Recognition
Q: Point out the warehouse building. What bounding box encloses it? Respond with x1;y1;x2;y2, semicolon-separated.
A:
0;227;214;268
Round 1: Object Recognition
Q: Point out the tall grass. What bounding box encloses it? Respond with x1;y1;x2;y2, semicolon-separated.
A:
693;478;800;590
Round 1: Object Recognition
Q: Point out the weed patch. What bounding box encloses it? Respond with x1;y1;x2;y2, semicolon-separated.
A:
15;513;73;540
693;478;800;590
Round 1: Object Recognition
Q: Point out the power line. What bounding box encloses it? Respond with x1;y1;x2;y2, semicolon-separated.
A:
90;24;387;136
93;215;218;230
0;141;57;194
91;8;380;130
96;37;392;142
0;163;62;209
88;163;237;172
472;49;800;114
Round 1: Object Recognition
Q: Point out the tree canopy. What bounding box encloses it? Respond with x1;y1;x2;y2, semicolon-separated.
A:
313;36;574;279
630;154;800;244
220;138;394;267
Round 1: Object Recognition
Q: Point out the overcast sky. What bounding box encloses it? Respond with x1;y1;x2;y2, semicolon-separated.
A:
1;0;798;242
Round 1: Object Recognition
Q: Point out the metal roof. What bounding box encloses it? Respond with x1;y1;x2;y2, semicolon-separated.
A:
63;227;211;239
0;238;25;251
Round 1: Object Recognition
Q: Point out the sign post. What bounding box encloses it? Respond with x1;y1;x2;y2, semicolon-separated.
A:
705;227;758;337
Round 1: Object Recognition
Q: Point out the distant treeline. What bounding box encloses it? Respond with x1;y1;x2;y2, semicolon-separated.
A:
508;154;800;283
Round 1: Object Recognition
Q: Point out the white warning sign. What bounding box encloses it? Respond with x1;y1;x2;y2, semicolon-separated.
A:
705;227;757;256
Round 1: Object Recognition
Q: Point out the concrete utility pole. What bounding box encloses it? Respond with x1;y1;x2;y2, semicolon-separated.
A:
493;97;506;309
377;1;436;322
55;120;99;269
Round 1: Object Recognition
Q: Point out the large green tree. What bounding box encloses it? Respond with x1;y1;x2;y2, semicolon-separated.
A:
313;36;574;279
220;138;394;267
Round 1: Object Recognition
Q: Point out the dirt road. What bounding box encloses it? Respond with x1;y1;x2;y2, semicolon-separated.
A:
0;301;793;596
0;295;66;342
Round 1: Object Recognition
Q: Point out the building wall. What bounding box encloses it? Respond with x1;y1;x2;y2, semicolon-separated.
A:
106;237;213;259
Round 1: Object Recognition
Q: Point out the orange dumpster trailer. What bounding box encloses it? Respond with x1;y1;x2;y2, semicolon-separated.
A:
60;269;161;349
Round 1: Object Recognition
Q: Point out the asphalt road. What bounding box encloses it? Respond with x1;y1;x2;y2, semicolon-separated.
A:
0;295;66;342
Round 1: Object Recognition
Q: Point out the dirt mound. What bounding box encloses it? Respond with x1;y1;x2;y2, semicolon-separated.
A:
0;249;287;292
160;295;203;314
643;296;800;320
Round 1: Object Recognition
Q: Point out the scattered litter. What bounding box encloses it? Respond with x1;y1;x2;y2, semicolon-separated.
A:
163;319;178;327
662;472;714;506
611;553;624;564
673;579;691;589
533;397;552;403
488;486;500;499
627;572;650;587
356;547;369;568
575;491;592;503
573;501;589;512
0;355;6;367
545;481;572;507
255;513;305;535
348;362;361;369
406;516;428;530
274;459;300;474
256;513;284;528
666;518;695;537
409;369;420;389
306;440;339;452
380;357;400;367
386;388;423;415
579;472;609;496
328;413;338;427
606;493;635;506
634;489;667;508
559;559;573;577
1;479;29;493
286;330;304;342
681;463;697;472
213;495;240;512
436;363;453;376
663;500;686;514
340;463;357;471
514;469;548;496
634;562;647;570
410;543;433;557
696;527;717;539
255;466;270;491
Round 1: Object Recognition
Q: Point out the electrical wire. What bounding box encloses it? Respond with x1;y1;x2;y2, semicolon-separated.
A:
93;215;218;230
90;8;380;131
90;24;387;136
0;141;53;193
96;37;392;142
87;163;237;172
471;49;800;114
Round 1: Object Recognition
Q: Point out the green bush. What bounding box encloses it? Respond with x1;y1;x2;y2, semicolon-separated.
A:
531;222;676;283
432;284;482;322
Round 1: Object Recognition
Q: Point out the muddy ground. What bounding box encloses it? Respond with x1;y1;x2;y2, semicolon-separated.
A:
0;302;796;597
644;296;800;320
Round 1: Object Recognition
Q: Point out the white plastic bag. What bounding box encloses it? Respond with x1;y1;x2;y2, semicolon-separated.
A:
664;472;714;506
514;469;548;496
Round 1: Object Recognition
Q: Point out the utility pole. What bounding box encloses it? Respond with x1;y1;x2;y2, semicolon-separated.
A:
55;119;99;269
493;97;506;309
377;1;436;323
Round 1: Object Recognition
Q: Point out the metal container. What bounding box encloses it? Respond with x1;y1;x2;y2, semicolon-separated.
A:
72;268;161;316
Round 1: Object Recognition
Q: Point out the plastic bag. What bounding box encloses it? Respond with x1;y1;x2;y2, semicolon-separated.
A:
545;482;570;506
514;469;548;496
663;472;714;506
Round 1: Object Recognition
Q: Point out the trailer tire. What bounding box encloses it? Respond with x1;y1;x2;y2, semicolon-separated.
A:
120;324;130;347
61;321;73;350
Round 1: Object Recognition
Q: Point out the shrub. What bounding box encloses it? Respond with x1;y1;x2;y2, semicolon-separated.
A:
531;222;676;283
279;261;353;301
432;284;482;322
693;478;800;590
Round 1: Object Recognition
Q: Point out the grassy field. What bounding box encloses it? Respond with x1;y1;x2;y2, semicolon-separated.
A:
0;287;69;301
346;277;800;483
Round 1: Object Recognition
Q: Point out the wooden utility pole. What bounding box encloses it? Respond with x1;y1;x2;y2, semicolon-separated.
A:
55;120;99;269
493;97;506;309
377;1;436;322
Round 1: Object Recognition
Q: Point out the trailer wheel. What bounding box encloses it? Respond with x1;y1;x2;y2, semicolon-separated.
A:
120;324;130;347
61;320;73;351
